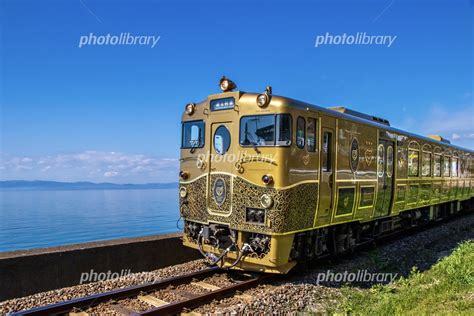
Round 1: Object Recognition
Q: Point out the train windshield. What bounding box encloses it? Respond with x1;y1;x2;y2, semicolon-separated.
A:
182;120;205;148
240;114;292;147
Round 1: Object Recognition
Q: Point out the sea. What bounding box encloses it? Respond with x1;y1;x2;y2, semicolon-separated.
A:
0;189;180;252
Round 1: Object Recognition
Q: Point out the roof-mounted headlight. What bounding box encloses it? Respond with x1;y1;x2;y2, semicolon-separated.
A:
185;103;195;115
257;93;269;107
219;76;236;92
256;86;272;108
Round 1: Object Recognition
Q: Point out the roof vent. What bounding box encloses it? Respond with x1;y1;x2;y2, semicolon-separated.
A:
329;107;390;126
428;135;451;144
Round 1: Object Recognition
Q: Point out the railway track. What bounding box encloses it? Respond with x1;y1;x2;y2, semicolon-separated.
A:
11;267;275;316
9;227;404;316
10;212;472;316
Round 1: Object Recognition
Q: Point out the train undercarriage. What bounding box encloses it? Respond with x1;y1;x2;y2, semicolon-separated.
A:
183;198;473;273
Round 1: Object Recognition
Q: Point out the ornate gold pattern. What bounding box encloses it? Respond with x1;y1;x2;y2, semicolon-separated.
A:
179;175;208;221
180;174;318;234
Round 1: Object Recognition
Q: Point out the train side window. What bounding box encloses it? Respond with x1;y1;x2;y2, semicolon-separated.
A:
296;117;305;149
434;154;442;177
322;132;332;172
422;151;432;177
386;145;393;177
408;149;419;176
443;156;451;177
452;158;458;177
307;118;317;152
377;144;385;177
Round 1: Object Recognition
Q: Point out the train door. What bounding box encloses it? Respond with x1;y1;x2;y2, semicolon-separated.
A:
207;122;233;214
316;117;336;221
374;139;395;217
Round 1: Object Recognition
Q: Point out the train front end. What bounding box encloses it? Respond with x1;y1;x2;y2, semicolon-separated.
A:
179;78;310;273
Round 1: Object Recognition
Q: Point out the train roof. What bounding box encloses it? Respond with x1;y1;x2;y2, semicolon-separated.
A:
246;92;473;154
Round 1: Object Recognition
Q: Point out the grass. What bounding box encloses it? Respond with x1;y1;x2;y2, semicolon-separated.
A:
340;240;474;315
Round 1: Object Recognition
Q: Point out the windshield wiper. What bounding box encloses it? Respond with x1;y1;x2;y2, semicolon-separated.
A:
190;141;200;153
245;132;261;153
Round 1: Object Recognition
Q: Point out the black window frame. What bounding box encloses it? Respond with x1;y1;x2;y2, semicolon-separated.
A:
239;113;292;148
181;120;205;149
296;116;306;149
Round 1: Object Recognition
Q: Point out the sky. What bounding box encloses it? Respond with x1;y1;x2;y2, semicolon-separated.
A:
0;0;472;183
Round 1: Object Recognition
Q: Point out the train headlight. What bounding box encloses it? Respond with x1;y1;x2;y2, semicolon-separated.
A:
179;171;189;180
257;93;269;107
246;208;265;224
185;103;195;115
262;174;273;185
247;209;256;222
179;186;188;198
260;194;273;208
219;76;236;92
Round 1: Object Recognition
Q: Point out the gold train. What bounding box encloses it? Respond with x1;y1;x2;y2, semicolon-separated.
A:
179;77;473;273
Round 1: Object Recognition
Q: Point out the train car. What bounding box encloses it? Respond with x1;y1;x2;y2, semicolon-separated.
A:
179;77;474;273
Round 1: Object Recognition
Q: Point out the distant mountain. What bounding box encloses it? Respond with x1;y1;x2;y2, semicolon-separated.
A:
0;180;178;190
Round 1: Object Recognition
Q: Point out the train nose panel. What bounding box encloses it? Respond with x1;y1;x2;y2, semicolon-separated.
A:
208;174;232;215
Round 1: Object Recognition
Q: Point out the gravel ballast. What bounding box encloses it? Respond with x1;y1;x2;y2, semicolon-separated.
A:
0;260;208;315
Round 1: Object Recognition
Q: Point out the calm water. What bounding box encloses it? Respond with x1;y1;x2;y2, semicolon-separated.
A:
0;189;180;252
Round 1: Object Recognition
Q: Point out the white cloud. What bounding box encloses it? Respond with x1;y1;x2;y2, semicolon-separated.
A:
394;103;474;149
0;151;179;183
104;171;119;177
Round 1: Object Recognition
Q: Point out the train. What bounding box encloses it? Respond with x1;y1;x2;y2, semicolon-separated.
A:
179;77;473;273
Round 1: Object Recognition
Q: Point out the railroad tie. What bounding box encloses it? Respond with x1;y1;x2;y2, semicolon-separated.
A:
138;295;169;307
69;312;89;316
191;281;221;291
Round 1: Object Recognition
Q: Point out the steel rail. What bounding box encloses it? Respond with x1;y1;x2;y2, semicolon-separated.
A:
11;267;219;316
134;273;275;316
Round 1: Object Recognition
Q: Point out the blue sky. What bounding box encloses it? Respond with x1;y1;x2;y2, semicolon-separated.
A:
0;0;472;183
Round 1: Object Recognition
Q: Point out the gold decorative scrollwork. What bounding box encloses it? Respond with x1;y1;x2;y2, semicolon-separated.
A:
365;149;374;166
234;156;277;173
